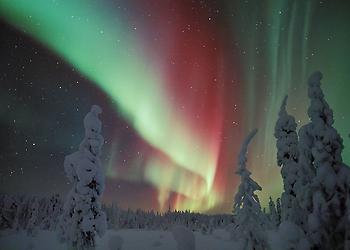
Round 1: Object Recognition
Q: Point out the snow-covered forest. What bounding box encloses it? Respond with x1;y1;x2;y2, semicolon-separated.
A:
1;72;349;250
0;193;232;233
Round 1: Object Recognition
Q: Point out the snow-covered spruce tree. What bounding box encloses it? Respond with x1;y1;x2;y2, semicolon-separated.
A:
276;198;281;223
12;195;27;231
59;105;107;250
268;94;310;250
40;194;62;230
274;95;305;226
106;202;118;229
26;196;40;236
268;197;279;229
298;71;350;249
346;190;350;249
232;129;267;250
0;195;18;230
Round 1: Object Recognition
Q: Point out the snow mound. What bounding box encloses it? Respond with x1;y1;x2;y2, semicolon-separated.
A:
108;234;124;250
152;240;162;247
171;226;195;250
267;221;310;250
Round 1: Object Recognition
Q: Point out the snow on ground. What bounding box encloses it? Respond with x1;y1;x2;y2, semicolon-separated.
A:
0;228;235;250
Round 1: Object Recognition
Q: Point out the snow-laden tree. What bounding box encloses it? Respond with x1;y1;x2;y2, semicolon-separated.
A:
268;221;310;250
276;198;282;222
345;191;350;249
40;194;62;230
274;96;304;227
268;197;279;229
298;71;350;249
106;202;119;229
275;96;299;166
59;105;107;250
232;129;267;250
26;197;40;236
12;195;27;231
0;195;18;230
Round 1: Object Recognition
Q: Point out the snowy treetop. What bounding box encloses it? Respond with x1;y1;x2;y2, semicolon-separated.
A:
307;71;334;126
237;128;258;175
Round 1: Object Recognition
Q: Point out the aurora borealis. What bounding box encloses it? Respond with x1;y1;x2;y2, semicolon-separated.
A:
1;0;349;213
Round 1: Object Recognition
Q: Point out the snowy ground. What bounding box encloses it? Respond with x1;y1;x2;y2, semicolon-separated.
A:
0;228;236;250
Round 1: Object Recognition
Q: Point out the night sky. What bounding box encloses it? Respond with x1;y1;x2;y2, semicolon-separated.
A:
0;0;349;214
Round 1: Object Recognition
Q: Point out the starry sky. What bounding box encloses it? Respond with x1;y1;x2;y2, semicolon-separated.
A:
0;0;349;214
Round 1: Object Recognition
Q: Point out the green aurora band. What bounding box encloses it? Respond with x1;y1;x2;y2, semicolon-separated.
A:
0;0;222;211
